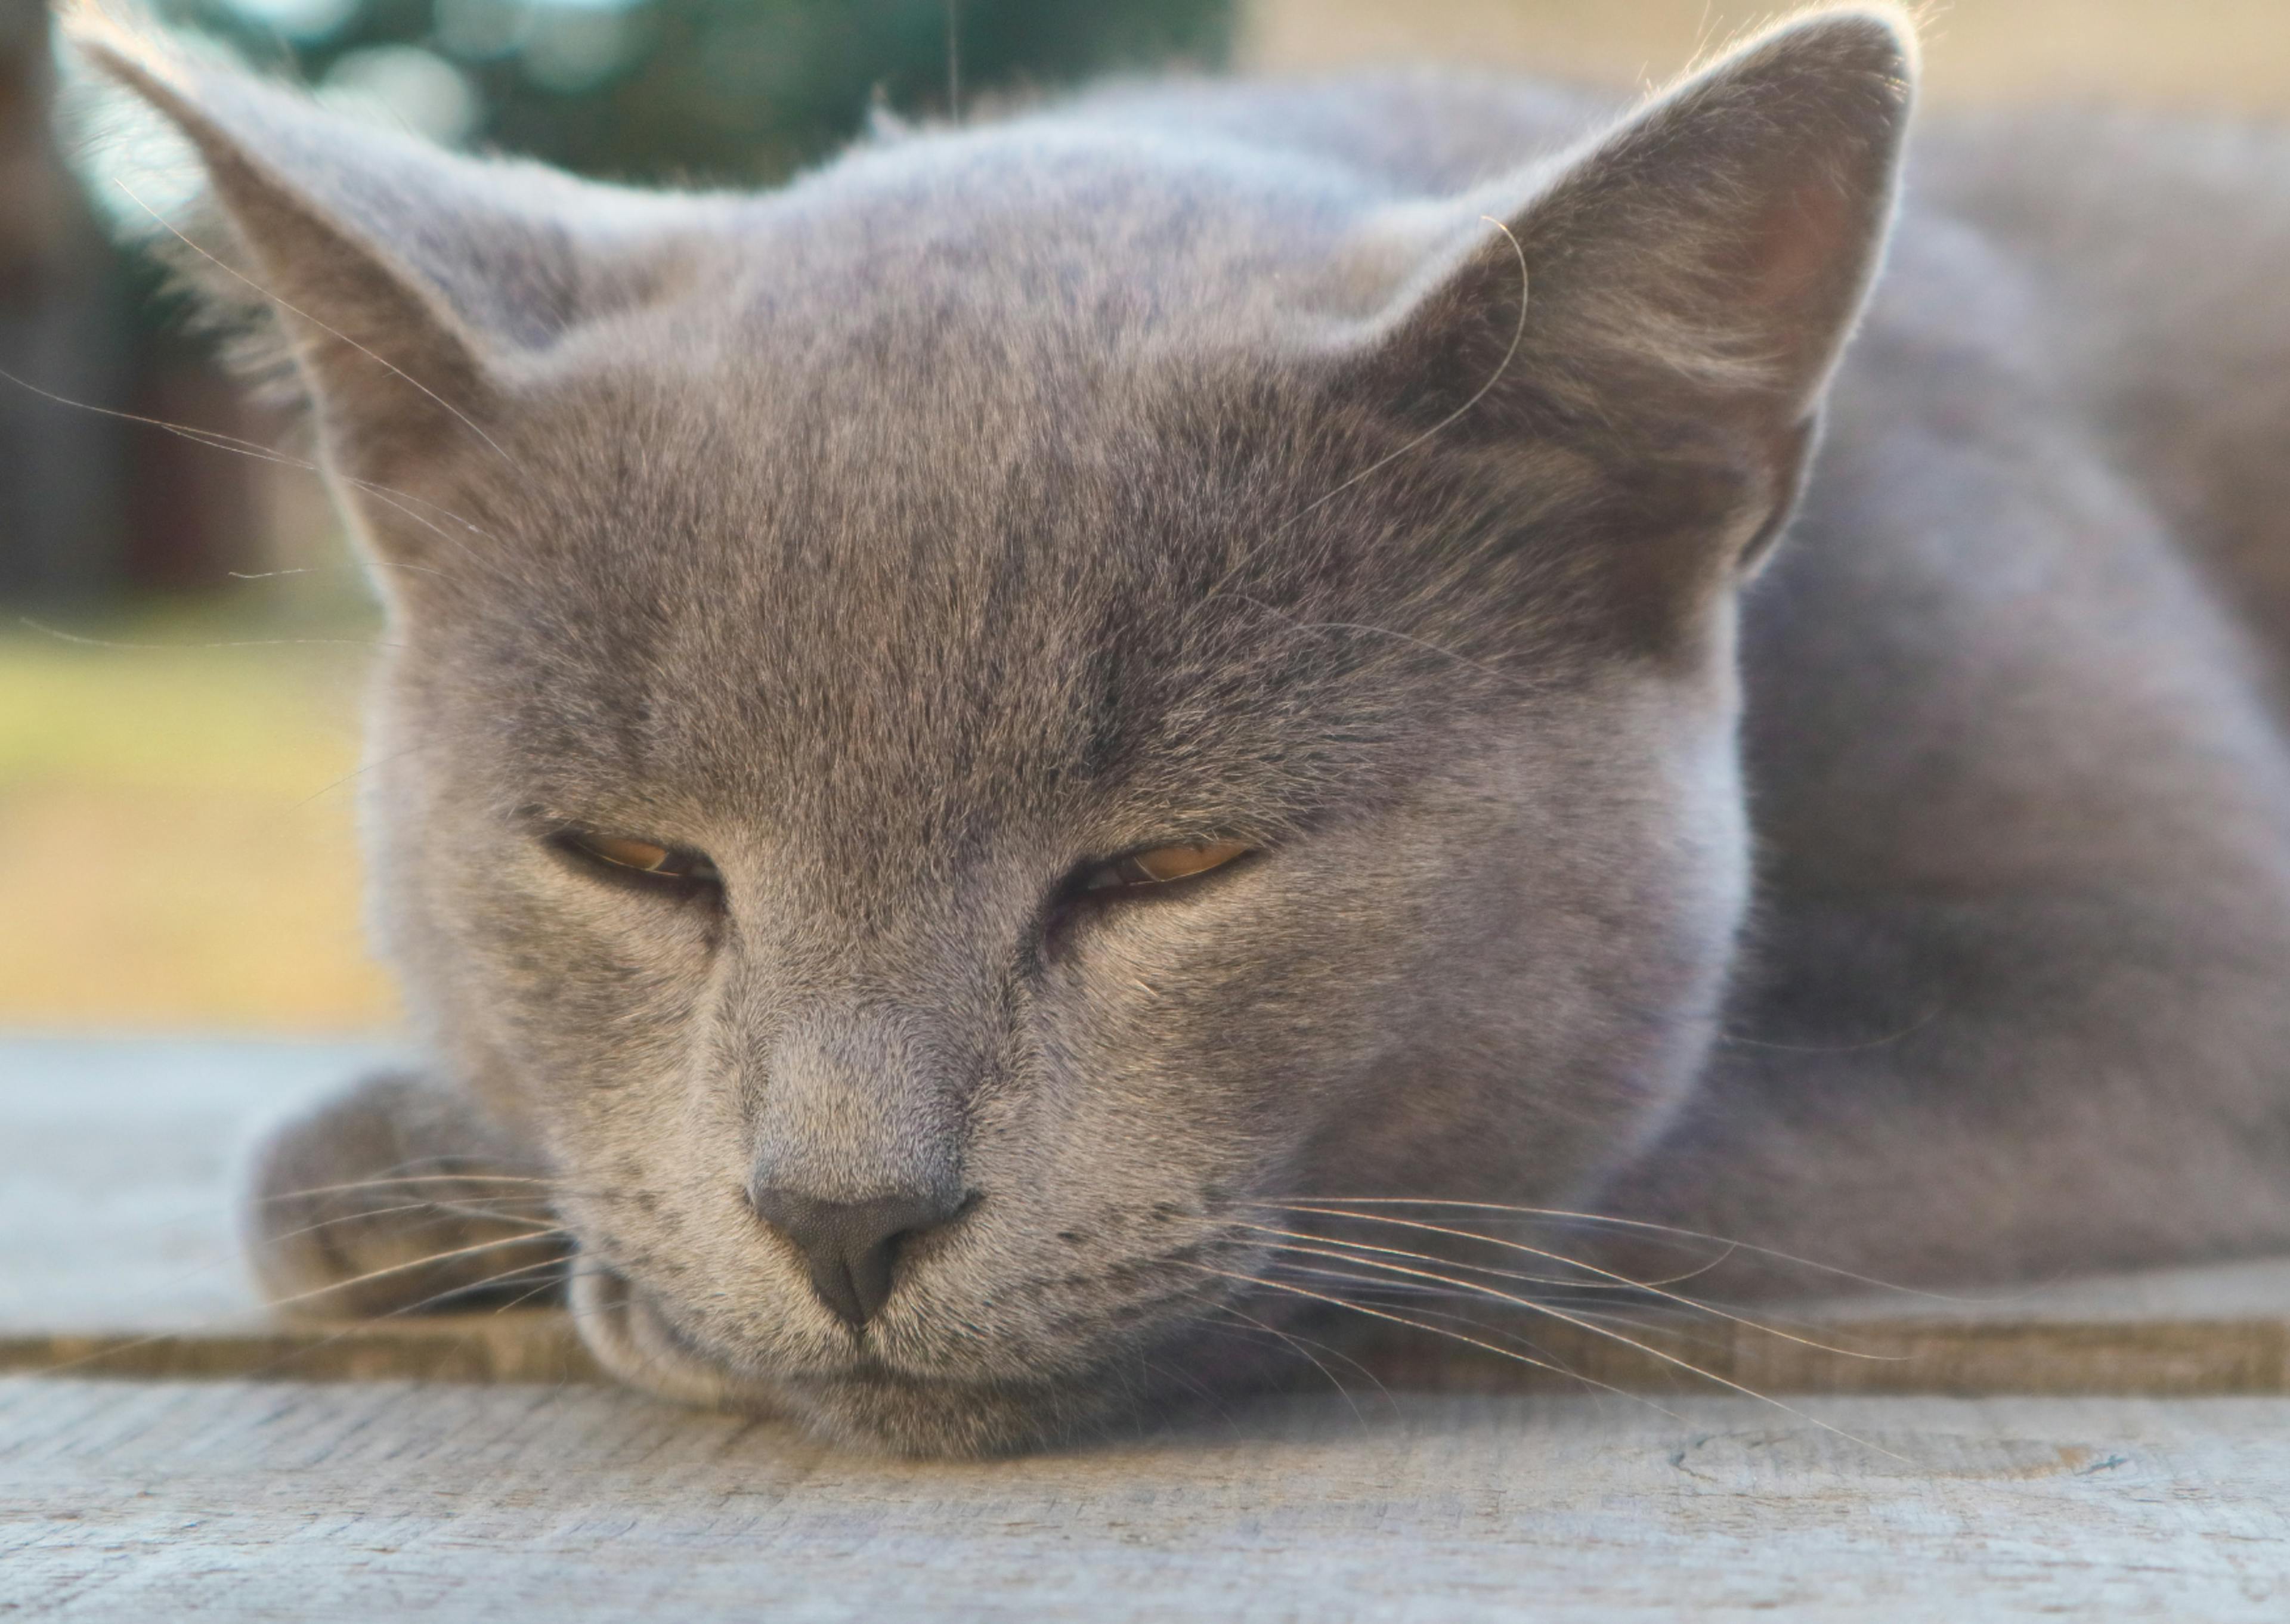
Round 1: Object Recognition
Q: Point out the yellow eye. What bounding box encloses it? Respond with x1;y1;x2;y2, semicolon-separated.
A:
559;830;719;885
1085;840;1251;892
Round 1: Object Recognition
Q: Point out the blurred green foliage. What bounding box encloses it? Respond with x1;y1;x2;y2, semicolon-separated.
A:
154;0;1234;183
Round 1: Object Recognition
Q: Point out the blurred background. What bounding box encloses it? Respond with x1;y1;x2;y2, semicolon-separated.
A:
1;0;2285;1033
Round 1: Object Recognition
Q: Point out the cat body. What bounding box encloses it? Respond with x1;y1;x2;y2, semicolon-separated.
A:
69;5;2290;1454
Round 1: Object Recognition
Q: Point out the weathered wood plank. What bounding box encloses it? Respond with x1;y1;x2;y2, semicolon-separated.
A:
7;1382;2290;1620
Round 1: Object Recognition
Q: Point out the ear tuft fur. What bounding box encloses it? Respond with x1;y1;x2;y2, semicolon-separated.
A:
53;1;717;488
55;3;305;403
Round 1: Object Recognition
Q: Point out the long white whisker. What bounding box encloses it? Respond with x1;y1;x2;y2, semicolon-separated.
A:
1262;1197;1983;1303
1241;1233;1903;1459
254;1171;564;1205
1181;1260;1667;1412
264;1200;559;1250
1257;1210;1893;1360
117;179;525;470
0;359;504;568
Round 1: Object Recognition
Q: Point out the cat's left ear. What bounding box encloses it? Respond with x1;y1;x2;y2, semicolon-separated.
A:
1352;8;1914;590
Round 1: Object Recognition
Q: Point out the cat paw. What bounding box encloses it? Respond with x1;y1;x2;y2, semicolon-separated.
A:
241;1070;570;1319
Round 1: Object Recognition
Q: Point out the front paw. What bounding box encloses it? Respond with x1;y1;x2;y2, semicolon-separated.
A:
242;1070;570;1319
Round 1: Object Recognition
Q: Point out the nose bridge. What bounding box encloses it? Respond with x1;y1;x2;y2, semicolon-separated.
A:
746;996;968;1204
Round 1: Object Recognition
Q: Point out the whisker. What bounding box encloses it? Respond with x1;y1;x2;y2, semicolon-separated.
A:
17;614;400;654
338;479;506;572
1139;1350;1240;1430
1274;1261;1663;1384
0;359;505;568
8;1229;574;1382
488;1268;581;1315
1249;1211;1894;1361
1265;1251;1613;1295
230;563;434;582
286;742;436;811
252;1171;566;1204
1222;594;1538;693
1717;1006;1944;1055
1203;1301;1391;1423
1234;1233;1903;1459
117;179;526;470
1180;1260;1662;1410
181;1255;594;1387
1267;1262;1459;1298
1261;1197;1983;1303
376;1198;561;1231
263;1199;559;1248
255;1229;573;1313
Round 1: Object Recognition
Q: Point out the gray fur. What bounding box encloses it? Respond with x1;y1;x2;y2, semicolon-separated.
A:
65;5;2290;1454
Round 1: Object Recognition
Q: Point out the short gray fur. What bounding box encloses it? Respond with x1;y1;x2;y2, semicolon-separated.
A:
61;3;2290;1454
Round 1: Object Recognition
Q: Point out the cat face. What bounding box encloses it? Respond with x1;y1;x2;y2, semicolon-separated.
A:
358;342;1754;1451
73;4;1908;1452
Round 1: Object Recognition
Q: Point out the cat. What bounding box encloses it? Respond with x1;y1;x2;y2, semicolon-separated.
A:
61;1;2290;1456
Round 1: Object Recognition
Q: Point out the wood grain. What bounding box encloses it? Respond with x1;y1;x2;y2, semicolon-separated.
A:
9;1381;2290;1619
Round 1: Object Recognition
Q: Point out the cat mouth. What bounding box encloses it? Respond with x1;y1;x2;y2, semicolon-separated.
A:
567;1263;1240;1456
568;1265;781;1411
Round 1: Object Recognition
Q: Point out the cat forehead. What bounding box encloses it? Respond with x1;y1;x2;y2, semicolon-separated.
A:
373;113;1598;819
751;122;1372;301
416;228;1558;825
419;345;1483;841
495;121;1381;404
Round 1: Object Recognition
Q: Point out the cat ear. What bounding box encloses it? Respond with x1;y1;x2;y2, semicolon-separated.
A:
1354;8;1914;587
61;7;682;489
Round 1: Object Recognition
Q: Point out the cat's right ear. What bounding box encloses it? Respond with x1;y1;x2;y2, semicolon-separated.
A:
60;5;684;503
1336;8;1914;632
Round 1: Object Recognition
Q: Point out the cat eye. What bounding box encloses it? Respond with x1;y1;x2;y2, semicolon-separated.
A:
1081;840;1252;892
554;829;721;889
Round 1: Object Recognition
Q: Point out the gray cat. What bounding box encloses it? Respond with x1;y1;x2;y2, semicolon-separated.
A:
65;1;2290;1455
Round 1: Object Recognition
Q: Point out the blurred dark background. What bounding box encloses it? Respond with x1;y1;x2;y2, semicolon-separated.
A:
0;0;1233;603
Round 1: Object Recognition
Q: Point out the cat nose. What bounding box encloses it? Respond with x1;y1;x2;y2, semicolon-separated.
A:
744;1182;963;1328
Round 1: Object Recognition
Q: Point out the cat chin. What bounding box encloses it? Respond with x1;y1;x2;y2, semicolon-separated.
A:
568;1264;1144;1457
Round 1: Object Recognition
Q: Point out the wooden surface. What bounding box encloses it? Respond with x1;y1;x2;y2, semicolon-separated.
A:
11;1381;2290;1619
13;1037;2290;1617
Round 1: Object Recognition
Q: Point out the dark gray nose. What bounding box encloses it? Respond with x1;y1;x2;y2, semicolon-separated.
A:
745;1183;961;1327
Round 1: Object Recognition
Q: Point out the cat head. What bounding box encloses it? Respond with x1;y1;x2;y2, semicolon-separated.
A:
70;3;1912;1453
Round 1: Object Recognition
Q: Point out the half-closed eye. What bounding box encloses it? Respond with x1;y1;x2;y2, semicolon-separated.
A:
1079;840;1252;893
554;829;722;888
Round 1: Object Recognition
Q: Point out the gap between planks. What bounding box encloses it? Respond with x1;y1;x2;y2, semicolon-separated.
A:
8;1307;2290;1396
